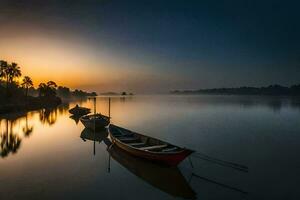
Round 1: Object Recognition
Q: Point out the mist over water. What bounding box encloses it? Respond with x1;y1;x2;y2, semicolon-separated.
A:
1;95;300;200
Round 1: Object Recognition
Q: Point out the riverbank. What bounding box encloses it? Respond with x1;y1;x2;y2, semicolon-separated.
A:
171;84;300;96
0;96;62;115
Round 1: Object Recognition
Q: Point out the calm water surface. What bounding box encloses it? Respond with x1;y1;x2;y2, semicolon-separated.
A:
1;95;300;200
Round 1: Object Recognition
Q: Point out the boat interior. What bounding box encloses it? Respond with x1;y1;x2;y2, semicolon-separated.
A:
82;114;109;121
111;126;182;153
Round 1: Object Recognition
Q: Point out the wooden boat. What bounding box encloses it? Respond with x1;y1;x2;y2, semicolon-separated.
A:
107;144;196;199
69;105;90;116
108;124;194;166
80;114;110;131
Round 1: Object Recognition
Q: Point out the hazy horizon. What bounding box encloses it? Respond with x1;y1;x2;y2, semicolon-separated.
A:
1;0;300;93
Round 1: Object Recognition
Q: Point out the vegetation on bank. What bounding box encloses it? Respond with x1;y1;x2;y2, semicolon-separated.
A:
100;91;133;96
0;59;97;114
171;84;300;96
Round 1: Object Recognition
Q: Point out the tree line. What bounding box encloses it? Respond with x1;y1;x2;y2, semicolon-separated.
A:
0;60;97;100
171;84;300;96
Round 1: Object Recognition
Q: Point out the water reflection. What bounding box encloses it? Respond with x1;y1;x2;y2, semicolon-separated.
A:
80;128;109;156
106;141;196;199
200;95;300;112
70;115;80;124
79;127;196;199
23;113;34;137
0;119;22;158
39;104;69;126
0;104;70;158
80;128;108;143
0;95;300;199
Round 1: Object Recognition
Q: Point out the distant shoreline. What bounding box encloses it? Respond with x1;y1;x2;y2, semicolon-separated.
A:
170;84;300;96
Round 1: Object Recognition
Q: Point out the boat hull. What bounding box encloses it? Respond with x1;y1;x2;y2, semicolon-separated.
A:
69;107;90;116
109;125;193;166
108;145;196;199
80;114;110;131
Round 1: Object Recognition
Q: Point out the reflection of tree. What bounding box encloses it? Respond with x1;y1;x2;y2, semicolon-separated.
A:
39;108;57;126
0;104;71;158
0;120;22;158
22;114;33;137
58;103;69;115
38;104;70;126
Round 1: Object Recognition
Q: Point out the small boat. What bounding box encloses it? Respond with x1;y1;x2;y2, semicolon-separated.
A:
80;114;110;131
69;105;90;116
107;144;196;199
108;124;194;166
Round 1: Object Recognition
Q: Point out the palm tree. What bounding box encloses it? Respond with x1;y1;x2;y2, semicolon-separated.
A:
46;81;57;97
0;60;8;80
38;81;58;97
2;62;22;96
0;60;8;91
47;81;57;89
38;83;47;97
21;76;33;97
7;62;22;83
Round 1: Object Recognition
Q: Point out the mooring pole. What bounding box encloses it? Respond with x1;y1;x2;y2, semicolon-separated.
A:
108;154;111;173
108;97;111;118
94;97;96;115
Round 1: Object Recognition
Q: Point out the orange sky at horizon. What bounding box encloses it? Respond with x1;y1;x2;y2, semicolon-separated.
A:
0;31;170;93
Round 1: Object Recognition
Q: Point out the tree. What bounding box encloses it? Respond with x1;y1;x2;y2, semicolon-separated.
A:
38;83;47;97
0;60;8;80
46;81;57;97
57;86;71;97
38;81;57;97
4;62;21;96
0;60;8;92
21;76;33;97
0;61;21;96
7;62;21;84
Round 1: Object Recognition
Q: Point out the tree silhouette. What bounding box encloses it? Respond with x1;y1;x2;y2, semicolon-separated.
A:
46;81;57;96
38;83;47;97
0;60;9;95
0;62;22;96
7;62;21;83
38;81;57;97
21;76;33;98
0;60;8;80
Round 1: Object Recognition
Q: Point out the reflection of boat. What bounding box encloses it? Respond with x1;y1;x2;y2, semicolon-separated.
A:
108;144;196;199
108;124;194;166
80;128;108;142
69;115;80;124
80;128;109;156
69;105;90;116
80;114;110;131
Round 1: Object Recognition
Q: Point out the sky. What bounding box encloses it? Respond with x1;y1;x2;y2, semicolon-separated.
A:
0;0;300;93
